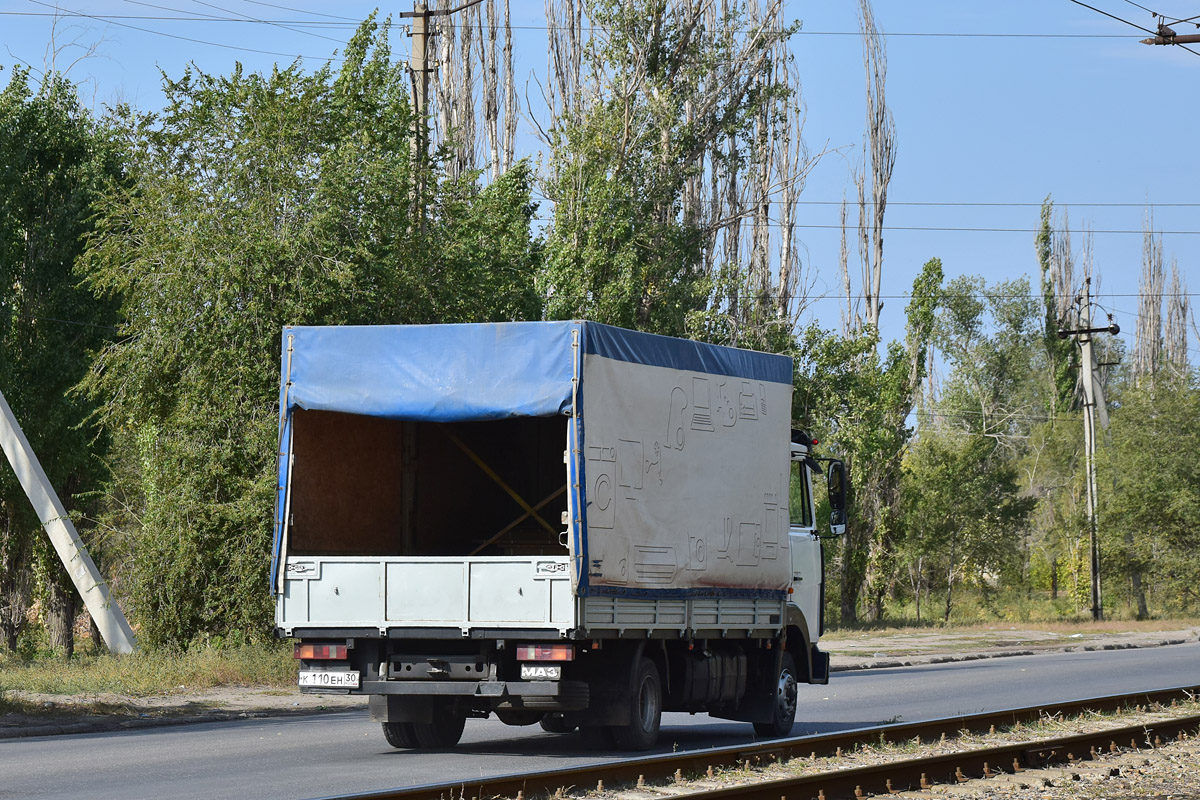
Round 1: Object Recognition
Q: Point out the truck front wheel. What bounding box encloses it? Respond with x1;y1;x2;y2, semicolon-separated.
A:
752;652;798;738
610;657;662;751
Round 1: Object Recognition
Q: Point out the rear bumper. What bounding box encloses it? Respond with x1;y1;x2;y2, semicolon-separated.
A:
355;679;589;710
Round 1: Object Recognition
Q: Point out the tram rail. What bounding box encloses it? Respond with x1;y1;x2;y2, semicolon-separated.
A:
323;684;1200;800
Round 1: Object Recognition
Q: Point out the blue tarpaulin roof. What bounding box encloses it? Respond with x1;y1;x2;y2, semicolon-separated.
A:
279;321;791;422
282;321;580;421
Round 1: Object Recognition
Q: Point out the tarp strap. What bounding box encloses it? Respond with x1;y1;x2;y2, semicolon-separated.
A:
468;485;567;556
445;430;559;537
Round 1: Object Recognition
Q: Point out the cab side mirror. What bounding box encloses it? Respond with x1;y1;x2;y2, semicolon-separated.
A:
826;460;848;536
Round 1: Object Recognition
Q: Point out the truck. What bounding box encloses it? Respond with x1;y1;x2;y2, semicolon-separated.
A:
271;321;847;750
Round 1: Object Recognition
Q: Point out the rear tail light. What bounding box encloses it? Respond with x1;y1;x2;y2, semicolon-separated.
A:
516;644;574;662
294;643;348;660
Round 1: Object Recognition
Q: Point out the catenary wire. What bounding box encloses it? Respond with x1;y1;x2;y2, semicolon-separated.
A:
1067;0;1200;55
1118;0;1158;15
1065;0;1158;34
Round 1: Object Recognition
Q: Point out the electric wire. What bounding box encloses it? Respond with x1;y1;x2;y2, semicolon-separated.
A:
237;0;357;21
23;0;347;61
184;0;346;44
0;11;1157;38
1;11;350;25
528;214;1200;235
1066;0;1200;55
530;192;1200;209
1118;0;1158;15
119;0;227;22
1065;0;1158;34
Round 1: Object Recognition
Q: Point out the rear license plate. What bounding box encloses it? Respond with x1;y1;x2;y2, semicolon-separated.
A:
299;670;360;689
520;664;562;680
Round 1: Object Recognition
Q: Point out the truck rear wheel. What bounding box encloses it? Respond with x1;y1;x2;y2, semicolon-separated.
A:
752;652;797;738
381;721;418;749
540;712;577;734
412;707;467;748
610;657;662;751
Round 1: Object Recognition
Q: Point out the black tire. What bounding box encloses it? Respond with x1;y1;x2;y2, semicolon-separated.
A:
381;721;418;749
412;709;467;748
540;712;577;734
610;657;662;751
752;652;798;739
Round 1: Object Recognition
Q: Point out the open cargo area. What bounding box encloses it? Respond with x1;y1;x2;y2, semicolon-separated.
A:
287;411;569;559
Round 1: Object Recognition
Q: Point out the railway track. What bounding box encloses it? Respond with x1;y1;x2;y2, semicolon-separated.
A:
320;684;1200;800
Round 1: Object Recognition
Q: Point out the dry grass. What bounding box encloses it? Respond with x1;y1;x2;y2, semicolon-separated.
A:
0;641;296;697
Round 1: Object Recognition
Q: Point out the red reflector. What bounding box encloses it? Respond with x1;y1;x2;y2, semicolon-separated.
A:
515;644;574;662
294;643;348;660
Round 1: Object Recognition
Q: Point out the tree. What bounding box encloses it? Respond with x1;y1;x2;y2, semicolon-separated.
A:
540;0;814;344
80;18;541;647
794;259;942;623
900;430;1032;622
1101;375;1200;614
902;275;1040;618
0;67;119;656
1034;198;1075;418
934;275;1040;455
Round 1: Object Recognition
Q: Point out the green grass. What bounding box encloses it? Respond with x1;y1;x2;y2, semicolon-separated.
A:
0;639;296;697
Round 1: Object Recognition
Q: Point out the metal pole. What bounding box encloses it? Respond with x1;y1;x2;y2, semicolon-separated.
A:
1078;279;1103;621
0;388;137;653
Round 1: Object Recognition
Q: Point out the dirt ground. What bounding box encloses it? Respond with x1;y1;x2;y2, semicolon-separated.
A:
3;624;1199;739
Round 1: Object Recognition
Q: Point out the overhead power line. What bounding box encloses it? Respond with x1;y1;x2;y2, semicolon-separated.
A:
21;0;354;61
1;11;353;26
531;192;1200;209
238;0;357;21
530;214;1200;235
1;10;1156;38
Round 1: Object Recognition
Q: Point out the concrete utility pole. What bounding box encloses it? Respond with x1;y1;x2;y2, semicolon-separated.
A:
408;3;429;182
1058;277;1119;622
402;0;485;215
0;388;137;653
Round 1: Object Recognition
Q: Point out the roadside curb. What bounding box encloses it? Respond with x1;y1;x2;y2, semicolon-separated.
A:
830;636;1194;672
0;708;317;740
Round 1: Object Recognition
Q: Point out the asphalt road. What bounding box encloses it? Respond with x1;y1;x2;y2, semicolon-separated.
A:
4;642;1198;800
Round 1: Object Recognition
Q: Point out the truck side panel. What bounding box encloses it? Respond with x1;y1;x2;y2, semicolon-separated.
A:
579;353;793;596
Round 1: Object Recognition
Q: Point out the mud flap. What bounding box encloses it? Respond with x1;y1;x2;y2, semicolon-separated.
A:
809;644;830;685
369;694;434;723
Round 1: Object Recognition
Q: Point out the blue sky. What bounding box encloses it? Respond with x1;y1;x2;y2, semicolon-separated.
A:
3;0;1197;354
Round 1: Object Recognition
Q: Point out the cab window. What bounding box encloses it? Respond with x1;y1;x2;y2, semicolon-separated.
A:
789;460;813;528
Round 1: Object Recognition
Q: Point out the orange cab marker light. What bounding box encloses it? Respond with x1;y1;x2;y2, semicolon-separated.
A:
515;644;574;662
294;643;348;660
